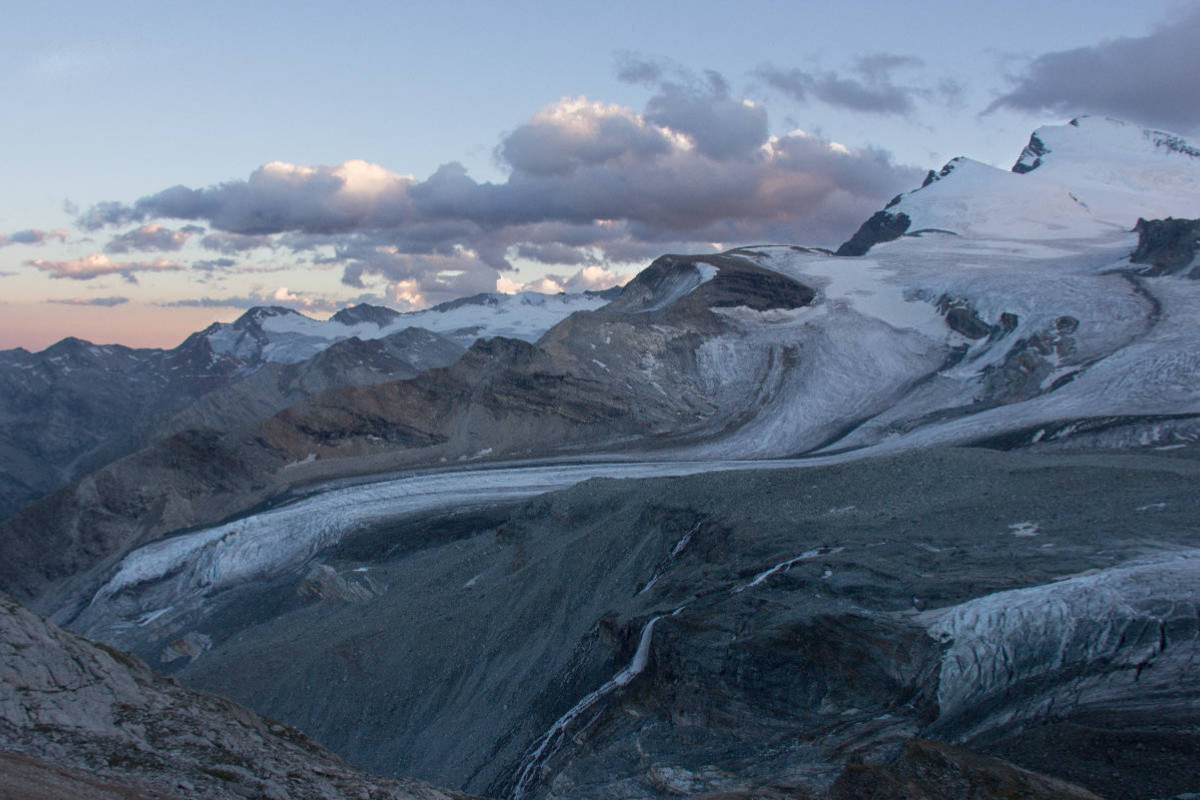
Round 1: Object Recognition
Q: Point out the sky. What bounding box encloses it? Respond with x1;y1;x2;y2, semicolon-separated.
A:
2;0;1198;350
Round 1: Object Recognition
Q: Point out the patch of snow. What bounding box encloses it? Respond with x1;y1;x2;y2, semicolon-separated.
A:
1009;521;1040;537
283;453;317;470
734;546;846;592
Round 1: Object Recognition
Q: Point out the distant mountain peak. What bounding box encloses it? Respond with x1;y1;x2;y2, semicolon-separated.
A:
838;117;1200;254
330;303;402;328
427;292;503;313
1013;116;1200;175
232;305;304;329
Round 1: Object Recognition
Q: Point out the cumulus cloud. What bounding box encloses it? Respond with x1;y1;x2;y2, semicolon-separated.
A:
0;228;68;247
498;97;675;175
104;223;200;253
27;253;183;282
642;70;769;159
987;8;1200;130
498;264;636;295
79;160;416;234
757;54;927;115
75;76;922;307
46;296;129;307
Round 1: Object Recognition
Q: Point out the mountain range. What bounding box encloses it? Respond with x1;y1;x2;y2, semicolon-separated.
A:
2;116;1199;800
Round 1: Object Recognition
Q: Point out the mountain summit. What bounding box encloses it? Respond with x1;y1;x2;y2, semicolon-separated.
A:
839;116;1200;253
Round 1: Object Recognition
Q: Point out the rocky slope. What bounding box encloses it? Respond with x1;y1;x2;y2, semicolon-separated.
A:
0;293;610;524
61;445;1200;800
154;327;465;439
0;592;474;800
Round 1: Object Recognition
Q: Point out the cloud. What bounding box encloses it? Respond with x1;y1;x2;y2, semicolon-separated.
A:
76;78;922;307
46;296;129;307
987;8;1200;130
78;160;416;234
614;52;666;86
159;287;341;313
757;54;926;115
0;228;68;247
498;97;675;176
104;223;200;253
642;70;769;159
193;257;238;272
498;264;636;295
199;232;277;253
27;253;183;282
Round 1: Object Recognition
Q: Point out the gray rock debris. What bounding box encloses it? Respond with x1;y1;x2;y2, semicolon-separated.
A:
0;592;477;800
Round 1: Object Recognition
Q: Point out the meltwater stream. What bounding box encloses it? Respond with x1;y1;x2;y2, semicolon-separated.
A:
510;607;686;800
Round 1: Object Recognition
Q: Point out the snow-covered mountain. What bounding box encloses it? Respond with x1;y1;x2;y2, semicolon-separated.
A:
841;115;1200;249
182;289;622;374
0;289;618;524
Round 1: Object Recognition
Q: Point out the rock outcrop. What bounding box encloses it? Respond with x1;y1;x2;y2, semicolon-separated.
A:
828;740;1102;799
1130;216;1200;278
0;592;473;800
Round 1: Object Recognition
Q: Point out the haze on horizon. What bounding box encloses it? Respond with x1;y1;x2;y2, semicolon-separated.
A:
3;0;1198;351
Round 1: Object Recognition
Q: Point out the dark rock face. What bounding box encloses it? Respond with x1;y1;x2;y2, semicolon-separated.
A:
981;315;1079;403
609;254;814;315
835;211;911;256
1012;132;1050;174
0;593;472;800
828;740;1102;799
1130;217;1200;278
329;303;403;327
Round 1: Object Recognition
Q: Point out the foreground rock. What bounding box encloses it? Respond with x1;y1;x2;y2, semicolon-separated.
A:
0;593;475;800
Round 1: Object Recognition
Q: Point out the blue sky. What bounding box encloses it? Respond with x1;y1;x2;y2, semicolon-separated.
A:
2;0;1196;349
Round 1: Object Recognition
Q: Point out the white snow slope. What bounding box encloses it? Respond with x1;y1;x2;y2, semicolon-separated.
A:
675;116;1200;458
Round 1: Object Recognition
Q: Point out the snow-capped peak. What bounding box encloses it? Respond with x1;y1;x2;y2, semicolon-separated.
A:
850;117;1200;246
1013;116;1200;175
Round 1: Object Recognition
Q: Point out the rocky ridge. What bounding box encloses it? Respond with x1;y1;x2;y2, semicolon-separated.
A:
0;592;474;800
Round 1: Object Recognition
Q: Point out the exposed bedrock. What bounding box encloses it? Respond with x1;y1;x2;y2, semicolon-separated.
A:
834;210;911;256
1130;216;1200;278
0;593;475;800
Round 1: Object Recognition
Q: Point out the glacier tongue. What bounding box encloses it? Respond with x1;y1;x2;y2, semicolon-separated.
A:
924;550;1200;741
